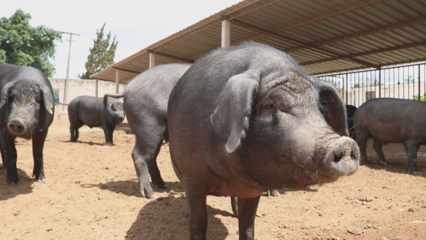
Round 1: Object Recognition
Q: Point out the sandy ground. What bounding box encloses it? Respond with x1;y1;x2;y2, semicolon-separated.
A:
1;112;426;240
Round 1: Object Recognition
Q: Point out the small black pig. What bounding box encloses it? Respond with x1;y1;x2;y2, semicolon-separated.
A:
68;95;124;145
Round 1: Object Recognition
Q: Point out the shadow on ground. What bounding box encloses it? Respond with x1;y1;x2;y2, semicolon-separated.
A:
81;180;184;197
125;195;232;240
363;161;426;178
0;166;34;201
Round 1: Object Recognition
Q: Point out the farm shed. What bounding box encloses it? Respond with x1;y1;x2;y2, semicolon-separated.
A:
91;0;426;93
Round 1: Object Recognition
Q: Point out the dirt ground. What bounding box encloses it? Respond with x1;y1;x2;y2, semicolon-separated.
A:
1;111;426;240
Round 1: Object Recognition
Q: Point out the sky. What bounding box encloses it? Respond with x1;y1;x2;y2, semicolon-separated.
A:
1;0;242;79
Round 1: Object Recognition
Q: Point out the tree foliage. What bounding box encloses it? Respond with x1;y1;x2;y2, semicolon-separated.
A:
80;23;118;79
0;9;61;77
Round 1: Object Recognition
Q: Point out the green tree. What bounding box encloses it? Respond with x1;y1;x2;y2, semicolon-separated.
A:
0;9;61;77
80;23;118;79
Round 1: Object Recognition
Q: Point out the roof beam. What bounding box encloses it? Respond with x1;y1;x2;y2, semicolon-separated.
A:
288;17;426;53
237;0;385;44
301;41;426;66
225;17;380;68
112;66;142;74
147;50;195;63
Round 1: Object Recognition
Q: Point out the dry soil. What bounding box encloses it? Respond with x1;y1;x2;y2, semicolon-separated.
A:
1;112;426;240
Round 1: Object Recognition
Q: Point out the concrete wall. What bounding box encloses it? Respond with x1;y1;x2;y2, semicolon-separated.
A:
49;78;126;108
340;82;426;107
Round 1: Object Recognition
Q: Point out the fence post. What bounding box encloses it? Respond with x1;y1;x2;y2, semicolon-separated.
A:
419;64;421;101
346;73;348;104
379;68;381;98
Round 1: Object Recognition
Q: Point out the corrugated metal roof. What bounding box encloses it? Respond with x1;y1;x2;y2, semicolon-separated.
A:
92;0;426;83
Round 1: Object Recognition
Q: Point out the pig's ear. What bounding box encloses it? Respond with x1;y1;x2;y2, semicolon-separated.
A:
313;80;349;137
0;82;15;109
39;85;54;131
210;74;259;154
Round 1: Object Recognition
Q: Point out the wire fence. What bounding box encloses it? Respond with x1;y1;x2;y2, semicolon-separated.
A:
314;62;426;107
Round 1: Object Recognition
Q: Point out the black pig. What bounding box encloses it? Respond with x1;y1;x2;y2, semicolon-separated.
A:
354;98;425;174
68;95;124;145
107;63;191;199
167;42;359;239
346;104;357;139
0;64;54;185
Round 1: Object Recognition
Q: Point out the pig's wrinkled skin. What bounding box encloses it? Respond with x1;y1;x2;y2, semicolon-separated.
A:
0;64;54;185
68;95;125;145
167;42;359;240
354;98;425;174
108;63;191;199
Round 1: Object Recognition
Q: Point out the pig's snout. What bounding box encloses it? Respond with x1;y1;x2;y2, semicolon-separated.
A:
8;119;27;136
325;137;359;176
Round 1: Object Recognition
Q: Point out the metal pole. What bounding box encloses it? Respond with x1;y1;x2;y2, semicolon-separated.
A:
61;31;80;111
346;73;348;104
418;64;421;101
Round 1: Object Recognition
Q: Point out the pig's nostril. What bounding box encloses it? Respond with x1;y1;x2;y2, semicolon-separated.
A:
334;152;344;162
8;120;26;134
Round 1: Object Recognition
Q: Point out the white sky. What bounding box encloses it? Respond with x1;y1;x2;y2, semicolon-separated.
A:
1;0;242;79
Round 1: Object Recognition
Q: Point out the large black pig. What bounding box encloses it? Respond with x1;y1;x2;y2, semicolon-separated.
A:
0;64;54;185
167;42;359;240
108;63;191;199
68;95;124;145
354;98;425;174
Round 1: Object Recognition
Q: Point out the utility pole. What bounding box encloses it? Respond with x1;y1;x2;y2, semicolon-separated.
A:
61;31;80;111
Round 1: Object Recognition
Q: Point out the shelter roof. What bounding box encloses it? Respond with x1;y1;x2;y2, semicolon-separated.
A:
91;0;426;83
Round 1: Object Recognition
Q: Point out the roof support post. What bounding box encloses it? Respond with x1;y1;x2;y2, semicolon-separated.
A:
149;53;155;68
115;69;120;93
95;79;99;97
221;20;230;47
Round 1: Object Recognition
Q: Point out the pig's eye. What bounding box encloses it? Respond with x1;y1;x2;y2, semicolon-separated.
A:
35;97;41;103
264;104;273;109
261;99;275;110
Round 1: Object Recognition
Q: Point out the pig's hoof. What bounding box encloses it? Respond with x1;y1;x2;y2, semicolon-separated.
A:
147;193;158;199
7;180;20;186
379;161;388;166
37;178;46;184
270;189;281;197
409;169;419;175
105;142;114;146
